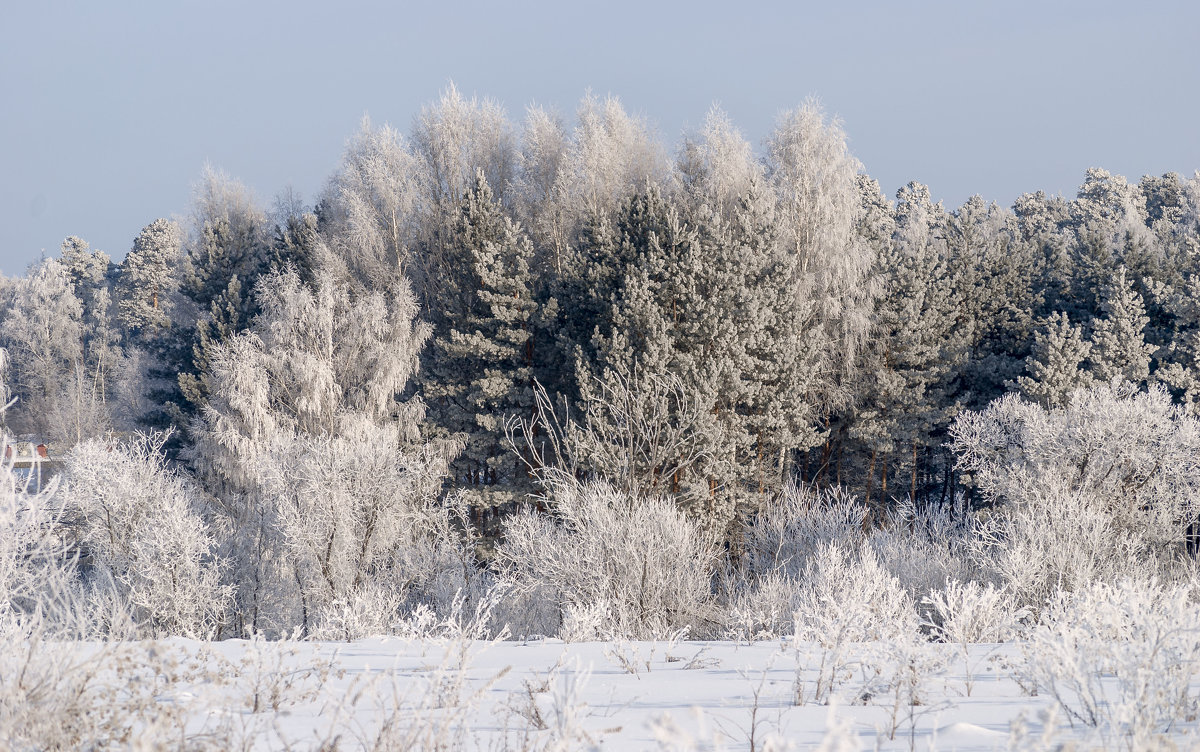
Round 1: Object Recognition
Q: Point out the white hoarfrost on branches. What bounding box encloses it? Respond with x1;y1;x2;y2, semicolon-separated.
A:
497;478;718;640
1019;577;1200;749
190;266;473;638
60;433;230;638
951;382;1200;602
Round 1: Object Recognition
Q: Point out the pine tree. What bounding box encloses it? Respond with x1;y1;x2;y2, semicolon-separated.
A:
1154;272;1200;413
170;172;272;415
945;196;1040;411
1089;266;1154;385
421;172;540;502
1017;312;1094;408
117;219;181;342
847;182;965;506
575;185;725;524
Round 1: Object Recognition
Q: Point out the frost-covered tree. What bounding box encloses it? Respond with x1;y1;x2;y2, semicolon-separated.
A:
61;434;230;638
0;259;108;444
846;180;964;504
1153;272;1200;411
677;106;763;223
1088;266;1154;385
116;219;181;342
569;186;721;512
766;101;875;399
1072;167;1149;237
554;180;822;534
57;236;111;331
420;172;539;503
191;264;465;636
512;105;570;268
496;478;717;640
413;83;517;210
535;93;668;276
945;196;1040;410
260;419;467;639
166;169;272;416
57;237;119;414
320;117;423;290
1017;312;1094;408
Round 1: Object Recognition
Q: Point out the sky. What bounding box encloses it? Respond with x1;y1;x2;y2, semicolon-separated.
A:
2;0;1198;274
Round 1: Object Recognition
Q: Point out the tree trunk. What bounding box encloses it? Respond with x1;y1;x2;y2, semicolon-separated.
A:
911;439;918;505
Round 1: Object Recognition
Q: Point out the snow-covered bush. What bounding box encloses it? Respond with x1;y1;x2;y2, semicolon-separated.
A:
951;382;1200;603
0;466;74;633
792;542;918;647
60;433;231;638
725;484;868;639
496;478;718;640
742;483;867;580
791;542;918;704
262;422;482;640
1017;577;1200;749
866;498;985;612
924;579;1030;696
924;580;1028;646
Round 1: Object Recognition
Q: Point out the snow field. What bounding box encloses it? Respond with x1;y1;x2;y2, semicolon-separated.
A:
8;635;1197;751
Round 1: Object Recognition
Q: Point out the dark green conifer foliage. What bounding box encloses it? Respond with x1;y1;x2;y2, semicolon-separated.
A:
1017;312;1094;408
1088;266;1154;386
421;171;540;502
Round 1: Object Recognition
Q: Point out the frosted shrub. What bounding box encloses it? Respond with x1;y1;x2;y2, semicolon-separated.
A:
262;421;480;639
742;483;867;580
1018;578;1200;749
726;571;805;641
924;579;1029;696
924;580;1027;645
496;478;717;640
60;433;230;638
867;497;982;606
0;468;75;632
792;542;918;704
951;383;1200;602
726;484;868;639
793;542;917;645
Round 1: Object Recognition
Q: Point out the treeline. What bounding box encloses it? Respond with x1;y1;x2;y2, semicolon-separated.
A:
3;85;1200;540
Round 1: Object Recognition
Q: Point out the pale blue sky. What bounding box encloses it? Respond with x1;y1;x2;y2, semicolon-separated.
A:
2;0;1197;273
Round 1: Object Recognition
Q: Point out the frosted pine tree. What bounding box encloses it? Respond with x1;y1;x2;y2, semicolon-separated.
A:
58;236;111;326
945;196;1040;410
1154;272;1200;412
269;210;323;285
849;181;965;505
172;170;272;414
710;181;824;499
1089;266;1154;385
421;172;540;503
59;236;121;413
1017;312;1094;408
411;85;519;307
117;219;181;342
575;185;725;525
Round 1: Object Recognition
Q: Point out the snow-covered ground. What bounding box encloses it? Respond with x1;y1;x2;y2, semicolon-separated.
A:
35;635;1194;751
